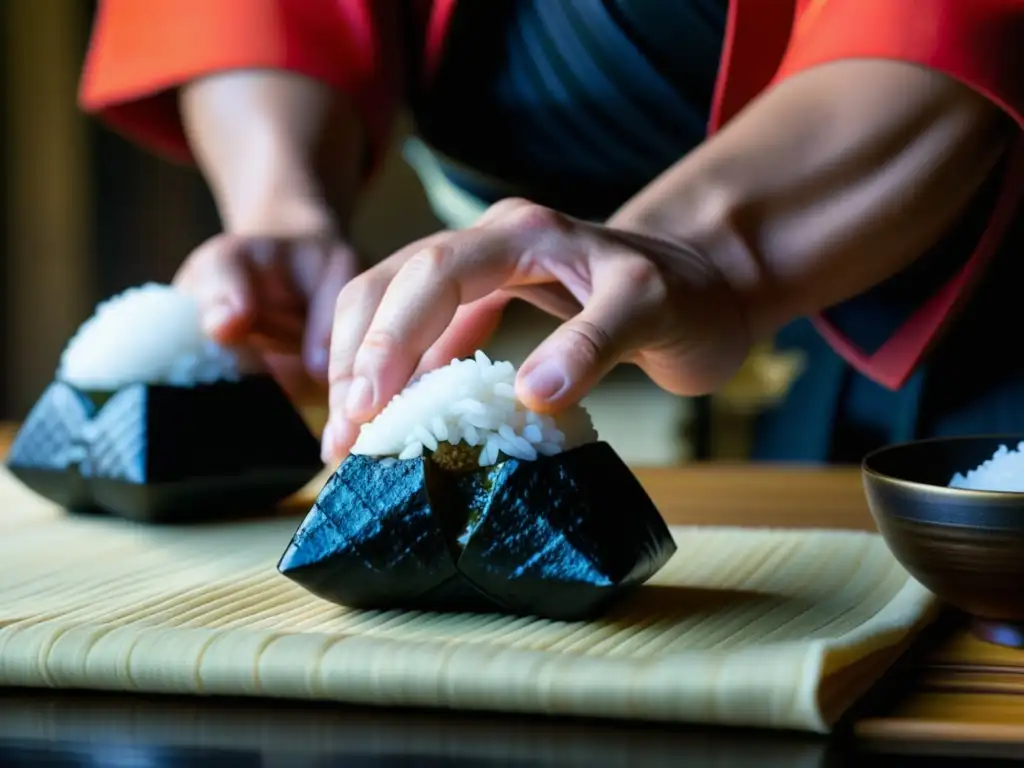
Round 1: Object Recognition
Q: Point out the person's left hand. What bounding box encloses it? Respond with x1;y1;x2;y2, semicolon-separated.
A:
321;198;752;463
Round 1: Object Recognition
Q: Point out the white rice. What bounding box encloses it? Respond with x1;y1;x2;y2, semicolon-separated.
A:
57;283;245;390
350;350;598;467
949;442;1024;492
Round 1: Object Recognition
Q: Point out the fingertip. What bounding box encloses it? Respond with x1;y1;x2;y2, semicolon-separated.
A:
347;343;410;423
320;422;340;465
320;423;334;464
337;419;363;456
320;416;360;465
327;376;370;454
516;358;572;413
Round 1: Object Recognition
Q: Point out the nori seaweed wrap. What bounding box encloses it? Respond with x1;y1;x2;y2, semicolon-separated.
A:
6;375;322;523
278;352;676;620
4;283;324;523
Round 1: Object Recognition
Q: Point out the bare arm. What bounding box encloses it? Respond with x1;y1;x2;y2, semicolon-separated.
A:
180;70;367;237
610;60;1013;341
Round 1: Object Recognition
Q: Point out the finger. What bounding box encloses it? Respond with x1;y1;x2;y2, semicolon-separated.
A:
413;291;511;378
247;312;306;353
516;258;663;412
505;283;582;321
244;239;308;313
326;231;454;378
254;310;307;344
324;229;493;463
323;288;506;462
331;286;575;455
175;236;256;342
327;266;396;389
321;415;361;466
326;231;459;408
347;228;533;422
322;264;400;464
303;243;359;380
473;197;535;227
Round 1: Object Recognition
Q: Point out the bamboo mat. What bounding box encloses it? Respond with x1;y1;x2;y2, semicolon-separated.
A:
0;467;937;733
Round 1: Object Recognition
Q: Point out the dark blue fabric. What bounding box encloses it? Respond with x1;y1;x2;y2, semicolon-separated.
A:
753;203;1024;464
752;319;847;463
412;0;728;221
751;330;928;465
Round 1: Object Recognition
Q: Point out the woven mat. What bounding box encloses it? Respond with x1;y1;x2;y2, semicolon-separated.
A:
0;468;937;733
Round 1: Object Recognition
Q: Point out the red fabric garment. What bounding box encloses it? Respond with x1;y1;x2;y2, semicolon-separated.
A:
764;0;1024;391
80;0;1024;390
79;0;403;168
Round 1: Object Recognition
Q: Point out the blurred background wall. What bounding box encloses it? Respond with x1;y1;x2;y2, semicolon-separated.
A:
1;0;803;462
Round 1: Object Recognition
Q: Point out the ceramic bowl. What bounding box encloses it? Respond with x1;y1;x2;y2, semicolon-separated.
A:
863;435;1024;648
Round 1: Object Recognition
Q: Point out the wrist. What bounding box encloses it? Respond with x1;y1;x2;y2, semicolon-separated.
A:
204;125;333;236
181;71;363;240
224;193;340;240
221;154;336;239
611;174;786;344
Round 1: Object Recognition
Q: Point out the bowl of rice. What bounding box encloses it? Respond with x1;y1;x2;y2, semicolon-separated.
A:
863;436;1024;648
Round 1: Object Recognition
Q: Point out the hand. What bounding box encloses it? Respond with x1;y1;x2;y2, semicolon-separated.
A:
174;228;360;404
175;70;367;405
321;198;752;462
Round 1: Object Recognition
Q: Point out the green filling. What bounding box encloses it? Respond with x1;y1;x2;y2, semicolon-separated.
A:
81;390;116;409
426;444;498;555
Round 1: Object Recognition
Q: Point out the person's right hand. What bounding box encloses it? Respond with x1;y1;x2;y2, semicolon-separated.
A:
174;229;360;404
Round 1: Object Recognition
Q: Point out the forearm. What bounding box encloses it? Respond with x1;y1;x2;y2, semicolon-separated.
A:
610;60;1014;341
180;70;366;236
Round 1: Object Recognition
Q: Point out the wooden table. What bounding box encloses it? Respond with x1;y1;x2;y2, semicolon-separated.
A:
2;424;1023;765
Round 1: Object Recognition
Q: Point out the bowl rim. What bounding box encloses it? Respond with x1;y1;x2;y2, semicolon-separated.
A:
862;434;1024;500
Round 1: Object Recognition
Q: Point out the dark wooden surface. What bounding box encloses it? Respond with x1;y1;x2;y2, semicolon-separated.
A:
3;423;1024;764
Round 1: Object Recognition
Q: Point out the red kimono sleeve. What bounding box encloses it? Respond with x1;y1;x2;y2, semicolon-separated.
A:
772;0;1024;391
79;0;402;169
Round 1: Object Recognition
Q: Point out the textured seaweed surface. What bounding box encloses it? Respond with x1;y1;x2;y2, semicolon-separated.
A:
278;442;677;620
6;376;323;523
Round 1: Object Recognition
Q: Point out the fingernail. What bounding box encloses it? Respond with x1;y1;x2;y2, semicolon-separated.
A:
345;376;374;418
521;360;568;402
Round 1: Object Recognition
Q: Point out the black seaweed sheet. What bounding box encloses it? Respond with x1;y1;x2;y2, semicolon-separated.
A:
278;441;677;621
5;375;323;523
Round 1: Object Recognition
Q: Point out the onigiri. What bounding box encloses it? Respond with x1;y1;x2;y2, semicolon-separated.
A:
278;350;677;621
6;282;322;522
57;282;248;389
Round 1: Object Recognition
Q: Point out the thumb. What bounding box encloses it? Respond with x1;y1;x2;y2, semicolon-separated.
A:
515;260;657;413
303;243;359;380
179;236;256;344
